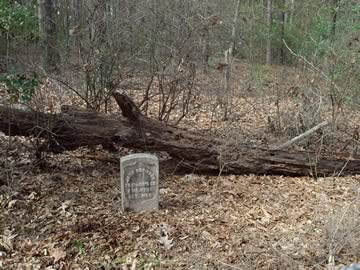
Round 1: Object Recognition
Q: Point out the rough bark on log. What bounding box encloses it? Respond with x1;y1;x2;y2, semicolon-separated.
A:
0;94;360;176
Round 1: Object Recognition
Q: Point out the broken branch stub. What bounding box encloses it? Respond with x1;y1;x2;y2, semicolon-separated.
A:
112;92;142;122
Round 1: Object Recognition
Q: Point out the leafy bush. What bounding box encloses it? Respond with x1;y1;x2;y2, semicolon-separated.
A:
0;72;40;102
0;0;37;39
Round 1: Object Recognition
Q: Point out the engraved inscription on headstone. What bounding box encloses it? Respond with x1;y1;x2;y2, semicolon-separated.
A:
120;154;159;212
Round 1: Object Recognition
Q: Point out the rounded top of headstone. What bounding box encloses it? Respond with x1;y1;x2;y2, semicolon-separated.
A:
120;153;158;163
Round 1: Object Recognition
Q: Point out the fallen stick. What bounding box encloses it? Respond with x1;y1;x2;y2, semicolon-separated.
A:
273;121;329;150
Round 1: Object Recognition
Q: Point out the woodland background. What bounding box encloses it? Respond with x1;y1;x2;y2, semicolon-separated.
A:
0;0;360;269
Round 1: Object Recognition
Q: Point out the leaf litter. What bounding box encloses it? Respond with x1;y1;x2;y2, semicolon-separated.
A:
1;152;360;269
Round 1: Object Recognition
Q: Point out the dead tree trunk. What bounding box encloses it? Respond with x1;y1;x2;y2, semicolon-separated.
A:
1;93;360;176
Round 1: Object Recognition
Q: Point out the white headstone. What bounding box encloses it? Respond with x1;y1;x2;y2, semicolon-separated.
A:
120;154;159;212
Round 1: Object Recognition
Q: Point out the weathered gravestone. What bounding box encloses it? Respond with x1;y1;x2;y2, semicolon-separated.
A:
120;154;159;212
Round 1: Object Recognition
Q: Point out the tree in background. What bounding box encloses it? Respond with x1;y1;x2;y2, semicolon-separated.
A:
330;0;340;41
279;0;286;64
0;0;358;121
266;0;272;65
38;0;59;73
221;0;241;120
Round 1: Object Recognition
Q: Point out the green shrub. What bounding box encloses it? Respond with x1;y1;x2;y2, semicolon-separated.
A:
0;0;38;40
0;72;40;102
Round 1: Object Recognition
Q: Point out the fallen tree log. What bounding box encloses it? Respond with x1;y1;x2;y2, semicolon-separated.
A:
0;93;360;176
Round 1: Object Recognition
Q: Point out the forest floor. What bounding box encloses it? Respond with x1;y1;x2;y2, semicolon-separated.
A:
1;62;360;269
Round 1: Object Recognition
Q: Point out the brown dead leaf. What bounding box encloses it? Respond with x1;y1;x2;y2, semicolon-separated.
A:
0;228;17;253
50;248;67;263
158;234;174;250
